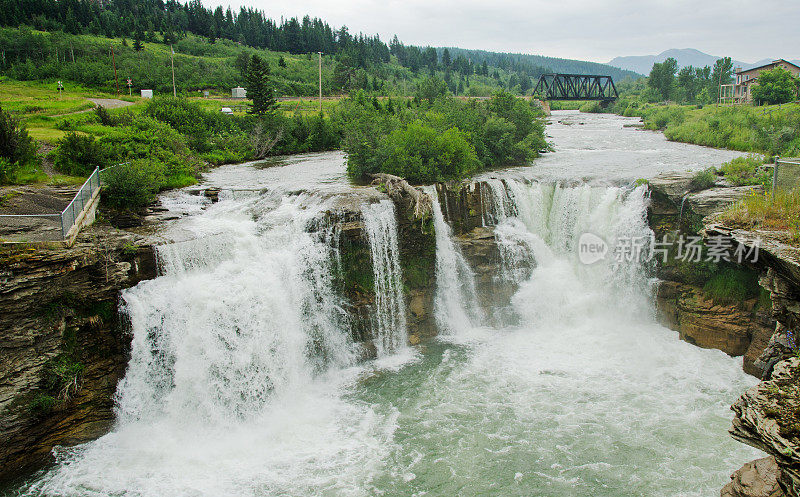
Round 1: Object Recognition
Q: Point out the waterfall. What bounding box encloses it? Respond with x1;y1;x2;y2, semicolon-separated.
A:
20;192;400;497
114;194;356;425
362;200;407;355
483;179;654;322
423;185;482;334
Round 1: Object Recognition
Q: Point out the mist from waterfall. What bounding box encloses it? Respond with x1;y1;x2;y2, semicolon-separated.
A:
18;192;402;497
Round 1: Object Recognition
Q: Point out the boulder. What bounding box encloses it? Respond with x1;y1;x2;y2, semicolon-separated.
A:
687;186;763;217
721;457;786;497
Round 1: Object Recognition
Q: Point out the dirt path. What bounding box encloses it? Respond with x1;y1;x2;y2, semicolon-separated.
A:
87;98;135;109
49;98;135;118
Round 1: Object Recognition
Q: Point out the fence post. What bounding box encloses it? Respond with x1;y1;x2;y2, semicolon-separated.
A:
772;156;779;201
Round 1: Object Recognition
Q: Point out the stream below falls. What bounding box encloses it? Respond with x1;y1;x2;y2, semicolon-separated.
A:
11;111;760;497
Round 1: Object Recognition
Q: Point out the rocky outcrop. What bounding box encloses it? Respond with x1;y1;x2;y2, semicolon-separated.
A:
655;281;774;374
648;172;762;219
730;358;800;496
721;457;787;497
647;174;777;375
0;226;157;482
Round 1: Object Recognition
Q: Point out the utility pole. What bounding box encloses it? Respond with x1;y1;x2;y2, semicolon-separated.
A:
318;52;322;113
110;44;119;95
171;46;177;97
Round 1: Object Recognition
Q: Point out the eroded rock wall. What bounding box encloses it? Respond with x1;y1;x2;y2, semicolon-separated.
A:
0;228;156;482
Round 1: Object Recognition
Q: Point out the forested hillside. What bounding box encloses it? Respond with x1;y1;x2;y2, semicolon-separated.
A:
443;47;641;82
0;0;639;97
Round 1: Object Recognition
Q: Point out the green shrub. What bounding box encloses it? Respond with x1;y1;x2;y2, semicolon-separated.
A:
94;105;116;126
0;104;37;183
54;132;107;176
688;167;717;191
340;90;545;183
702;268;759;304
579;101;603;113
28;394;56;415
0;157;13;184
101;160;165;209
42;354;84;401
99;116;200;178
378;121;480;183
720;155;770;186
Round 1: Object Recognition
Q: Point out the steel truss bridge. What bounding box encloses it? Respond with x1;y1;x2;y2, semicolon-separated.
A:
533;74;619;103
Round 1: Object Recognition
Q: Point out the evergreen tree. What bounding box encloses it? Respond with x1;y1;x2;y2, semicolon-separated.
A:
64;7;80;35
133;27;144;51
442;48;451;67
234;51;250;80
278;55;287;68
246;55;277;115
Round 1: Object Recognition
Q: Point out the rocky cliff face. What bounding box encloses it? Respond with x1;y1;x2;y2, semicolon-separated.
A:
656;280;775;375
647;172;800;497
647;173;776;375
728;358;800;496
0;226;156;482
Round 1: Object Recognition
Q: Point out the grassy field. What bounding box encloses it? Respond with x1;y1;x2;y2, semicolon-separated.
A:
0;78;146;143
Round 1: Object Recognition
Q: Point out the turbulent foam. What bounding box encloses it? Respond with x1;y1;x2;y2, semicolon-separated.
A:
16;177;759;497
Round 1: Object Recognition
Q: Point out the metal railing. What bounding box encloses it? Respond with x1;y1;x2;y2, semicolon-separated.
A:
60;166;101;238
0;167;101;242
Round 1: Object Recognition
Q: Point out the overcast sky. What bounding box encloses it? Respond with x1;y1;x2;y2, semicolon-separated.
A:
203;0;798;63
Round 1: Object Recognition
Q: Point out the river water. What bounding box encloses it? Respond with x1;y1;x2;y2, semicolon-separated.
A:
12;111;758;497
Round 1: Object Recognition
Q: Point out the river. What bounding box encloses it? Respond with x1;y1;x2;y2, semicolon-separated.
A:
11;111;758;497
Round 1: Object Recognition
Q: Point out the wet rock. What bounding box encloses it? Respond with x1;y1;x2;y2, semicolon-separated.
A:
655;281;774;364
0;226;157;482
730;358;800;496
755;332;796;380
721;457;786;497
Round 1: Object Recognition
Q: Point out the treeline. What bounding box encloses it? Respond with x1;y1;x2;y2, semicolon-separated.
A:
0;0;639;98
644;56;735;104
0;28;332;95
444;48;641;83
0;0;390;68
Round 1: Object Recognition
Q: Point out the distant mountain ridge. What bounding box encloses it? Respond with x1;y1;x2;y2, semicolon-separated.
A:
607;48;800;76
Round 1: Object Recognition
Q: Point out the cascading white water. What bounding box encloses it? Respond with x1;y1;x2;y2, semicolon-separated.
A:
422;185;483;333
14;179;758;497
362;200;407;355
18;192;401;497
372;180;758;497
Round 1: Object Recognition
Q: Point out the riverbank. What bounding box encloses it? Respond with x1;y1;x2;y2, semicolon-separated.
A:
583;99;800;157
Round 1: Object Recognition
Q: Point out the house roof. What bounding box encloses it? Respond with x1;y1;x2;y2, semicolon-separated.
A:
737;59;800;75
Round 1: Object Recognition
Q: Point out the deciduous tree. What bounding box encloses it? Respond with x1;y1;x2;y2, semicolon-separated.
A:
751;67;799;105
